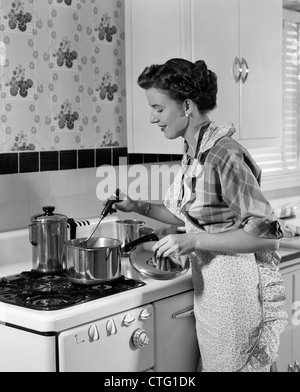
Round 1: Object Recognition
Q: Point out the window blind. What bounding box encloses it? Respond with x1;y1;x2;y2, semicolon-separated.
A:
249;10;300;174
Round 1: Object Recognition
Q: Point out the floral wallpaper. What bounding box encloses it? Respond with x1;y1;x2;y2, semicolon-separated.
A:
0;0;126;152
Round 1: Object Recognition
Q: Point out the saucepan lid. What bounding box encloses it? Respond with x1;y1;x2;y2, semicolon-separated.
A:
129;241;190;280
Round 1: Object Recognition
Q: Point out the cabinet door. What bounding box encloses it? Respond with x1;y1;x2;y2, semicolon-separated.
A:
292;271;300;365
276;272;293;371
277;329;293;372
125;0;186;153
239;0;282;147
282;272;293;331
293;327;300;367
277;265;300;372
152;290;200;372
191;0;240;139
191;0;282;149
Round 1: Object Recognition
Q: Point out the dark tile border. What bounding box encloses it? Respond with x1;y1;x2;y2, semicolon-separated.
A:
0;148;182;175
96;148;112;167
20;152;39;173
112;147;128;166
128;153;143;165
0;153;18;174
40;151;59;172
60;150;77;171
78;149;95;169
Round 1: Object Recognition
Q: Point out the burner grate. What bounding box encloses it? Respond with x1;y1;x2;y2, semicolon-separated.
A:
0;271;146;311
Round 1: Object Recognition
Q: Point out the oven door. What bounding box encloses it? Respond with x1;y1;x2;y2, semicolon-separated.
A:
58;304;154;372
153;290;200;372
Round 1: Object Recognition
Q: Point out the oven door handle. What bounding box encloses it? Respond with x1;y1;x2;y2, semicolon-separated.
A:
172;305;194;319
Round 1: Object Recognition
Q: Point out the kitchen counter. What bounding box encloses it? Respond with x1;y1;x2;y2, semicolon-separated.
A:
278;247;300;268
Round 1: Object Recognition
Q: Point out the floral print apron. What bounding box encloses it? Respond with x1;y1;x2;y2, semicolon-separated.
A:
164;155;288;372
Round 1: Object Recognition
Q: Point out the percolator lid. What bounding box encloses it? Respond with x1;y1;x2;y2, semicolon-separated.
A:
31;206;68;223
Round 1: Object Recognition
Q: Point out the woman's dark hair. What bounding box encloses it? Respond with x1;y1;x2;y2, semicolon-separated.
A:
137;58;217;112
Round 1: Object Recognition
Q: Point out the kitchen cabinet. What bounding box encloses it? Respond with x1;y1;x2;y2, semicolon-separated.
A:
125;0;283;153
125;0;186;154
276;261;300;372
153;290;200;372
191;0;282;149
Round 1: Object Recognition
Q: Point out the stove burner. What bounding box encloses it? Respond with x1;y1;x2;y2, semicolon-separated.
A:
0;293;19;301
0;285;18;294
32;275;72;292
90;284;112;291
25;294;83;311
0;271;146;311
30;296;71;308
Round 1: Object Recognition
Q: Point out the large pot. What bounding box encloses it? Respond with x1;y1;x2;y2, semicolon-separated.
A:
64;237;122;285
29;206;68;273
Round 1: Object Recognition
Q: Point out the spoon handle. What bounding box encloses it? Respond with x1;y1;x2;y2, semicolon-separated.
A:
84;216;105;244
80;189;121;247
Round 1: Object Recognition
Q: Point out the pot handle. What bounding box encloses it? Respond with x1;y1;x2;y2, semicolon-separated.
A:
67;218;77;240
29;224;38;246
123;233;159;254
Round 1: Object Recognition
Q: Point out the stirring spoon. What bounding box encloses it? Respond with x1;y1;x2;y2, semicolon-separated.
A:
79;188;121;248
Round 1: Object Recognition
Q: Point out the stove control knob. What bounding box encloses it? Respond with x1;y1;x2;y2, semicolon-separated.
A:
123;314;135;327
106;319;117;335
140;308;151;321
131;329;150;349
88;324;99;342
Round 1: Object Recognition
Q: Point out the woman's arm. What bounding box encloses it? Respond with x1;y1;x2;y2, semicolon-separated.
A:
115;195;184;226
152;229;280;258
136;201;184;225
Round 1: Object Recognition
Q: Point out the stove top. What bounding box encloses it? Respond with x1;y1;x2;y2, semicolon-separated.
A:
0;271;146;311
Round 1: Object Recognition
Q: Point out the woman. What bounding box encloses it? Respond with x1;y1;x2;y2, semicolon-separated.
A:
115;58;288;372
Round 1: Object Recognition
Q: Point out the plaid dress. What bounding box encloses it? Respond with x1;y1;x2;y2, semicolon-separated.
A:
164;122;288;372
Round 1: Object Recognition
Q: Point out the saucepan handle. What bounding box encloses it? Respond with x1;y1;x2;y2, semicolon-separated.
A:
123;233;159;254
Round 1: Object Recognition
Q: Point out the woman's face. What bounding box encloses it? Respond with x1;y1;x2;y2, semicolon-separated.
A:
145;87;188;140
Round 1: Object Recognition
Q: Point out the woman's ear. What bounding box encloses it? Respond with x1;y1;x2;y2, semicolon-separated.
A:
184;99;192;117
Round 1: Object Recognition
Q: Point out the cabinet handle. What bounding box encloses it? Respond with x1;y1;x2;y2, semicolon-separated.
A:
241;57;249;84
232;57;242;83
270;362;277;372
288;363;294;372
172;305;194;318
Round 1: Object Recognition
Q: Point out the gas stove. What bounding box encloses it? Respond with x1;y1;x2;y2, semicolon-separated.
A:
0;270;146;311
0;266;196;372
0;218;198;372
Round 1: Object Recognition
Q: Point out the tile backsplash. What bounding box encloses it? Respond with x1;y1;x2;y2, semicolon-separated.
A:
0;155;183;232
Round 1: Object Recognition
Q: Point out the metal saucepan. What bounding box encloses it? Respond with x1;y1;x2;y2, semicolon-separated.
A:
116;219;154;255
64;233;158;285
64;237;122;285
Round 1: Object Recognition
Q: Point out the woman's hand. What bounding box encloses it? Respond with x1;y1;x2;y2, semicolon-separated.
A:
106;191;137;213
150;249;190;271
104;191;185;226
150;252;177;271
152;233;197;258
